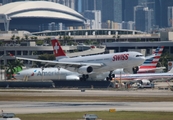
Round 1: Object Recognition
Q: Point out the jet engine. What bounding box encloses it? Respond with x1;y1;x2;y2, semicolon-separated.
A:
77;66;93;74
140;79;150;85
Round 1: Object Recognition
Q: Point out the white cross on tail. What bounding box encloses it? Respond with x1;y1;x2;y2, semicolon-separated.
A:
54;42;59;54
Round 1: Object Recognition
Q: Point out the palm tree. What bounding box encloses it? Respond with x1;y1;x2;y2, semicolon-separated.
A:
44;37;51;45
15;36;20;44
13;60;24;70
25;35;29;40
158;51;173;71
11;35;15;41
5;60;24;79
5;62;15;79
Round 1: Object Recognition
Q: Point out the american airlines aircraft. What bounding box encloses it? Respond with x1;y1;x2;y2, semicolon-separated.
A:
14;38;145;81
136;46;164;74
114;67;173;85
15;67;80;81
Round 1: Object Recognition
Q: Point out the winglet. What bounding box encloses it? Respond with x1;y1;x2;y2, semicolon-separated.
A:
51;38;68;60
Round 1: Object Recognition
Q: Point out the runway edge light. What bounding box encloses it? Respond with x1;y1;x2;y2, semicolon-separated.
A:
109;109;116;112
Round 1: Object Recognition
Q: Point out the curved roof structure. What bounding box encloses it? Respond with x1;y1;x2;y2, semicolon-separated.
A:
0;1;85;31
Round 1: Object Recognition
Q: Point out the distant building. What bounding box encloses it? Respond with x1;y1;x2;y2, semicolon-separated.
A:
77;0;102;13
155;0;173;28
55;0;75;10
102;0;122;23
1;0;76;9
122;21;135;30
145;8;154;32
134;6;154;32
122;0;138;22
168;6;173;27
83;10;101;29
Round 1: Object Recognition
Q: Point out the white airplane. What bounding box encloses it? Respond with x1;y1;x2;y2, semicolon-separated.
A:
14;38;145;81
14;67;80;81
114;67;173;85
14;46;163;81
113;46;165;74
88;46;165;81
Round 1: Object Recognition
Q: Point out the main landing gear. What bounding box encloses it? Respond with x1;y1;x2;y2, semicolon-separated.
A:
106;71;115;81
80;74;89;81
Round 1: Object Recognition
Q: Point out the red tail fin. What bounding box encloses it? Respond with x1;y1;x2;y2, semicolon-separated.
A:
51;38;67;59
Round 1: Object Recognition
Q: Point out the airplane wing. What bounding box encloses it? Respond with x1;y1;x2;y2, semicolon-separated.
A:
16;56;104;67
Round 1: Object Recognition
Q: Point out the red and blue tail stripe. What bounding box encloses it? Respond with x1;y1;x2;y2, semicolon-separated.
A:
138;46;164;72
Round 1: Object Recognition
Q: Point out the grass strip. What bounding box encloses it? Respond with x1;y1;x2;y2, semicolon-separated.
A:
16;111;173;120
1;95;173;102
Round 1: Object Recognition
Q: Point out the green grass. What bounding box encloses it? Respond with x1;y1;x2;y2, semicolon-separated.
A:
0;95;173;102
16;111;173;120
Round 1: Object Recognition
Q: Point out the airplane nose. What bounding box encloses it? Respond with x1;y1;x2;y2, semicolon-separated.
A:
139;56;146;64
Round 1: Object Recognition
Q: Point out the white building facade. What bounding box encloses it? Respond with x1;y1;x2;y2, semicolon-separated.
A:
168;6;173;27
83;10;101;29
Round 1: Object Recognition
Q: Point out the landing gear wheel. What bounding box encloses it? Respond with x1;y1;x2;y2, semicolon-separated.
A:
82;74;89;81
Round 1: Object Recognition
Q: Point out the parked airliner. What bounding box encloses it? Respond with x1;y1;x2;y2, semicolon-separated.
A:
15;67;80;81
114;67;173;85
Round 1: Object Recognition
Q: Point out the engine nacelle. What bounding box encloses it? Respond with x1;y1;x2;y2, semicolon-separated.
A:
77;66;93;74
140;79;150;85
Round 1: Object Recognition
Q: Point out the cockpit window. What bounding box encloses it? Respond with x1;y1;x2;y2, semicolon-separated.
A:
16;73;20;75
136;55;144;57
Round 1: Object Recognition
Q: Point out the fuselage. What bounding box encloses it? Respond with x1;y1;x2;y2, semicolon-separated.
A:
57;51;145;73
114;72;173;81
14;68;80;81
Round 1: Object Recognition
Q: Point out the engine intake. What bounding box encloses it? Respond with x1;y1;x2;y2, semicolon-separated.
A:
77;66;93;74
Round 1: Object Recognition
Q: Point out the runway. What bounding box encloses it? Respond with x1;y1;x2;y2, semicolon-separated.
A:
1;101;173;114
0;89;173;114
1;89;173;97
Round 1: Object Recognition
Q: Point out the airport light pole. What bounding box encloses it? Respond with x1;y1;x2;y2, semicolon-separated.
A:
57;66;60;80
0;55;4;80
41;66;44;82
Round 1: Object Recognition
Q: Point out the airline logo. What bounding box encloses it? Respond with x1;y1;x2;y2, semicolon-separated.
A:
54;42;59;54
51;39;66;58
138;46;164;73
31;70;37;76
140;46;164;69
37;70;59;76
112;54;129;61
